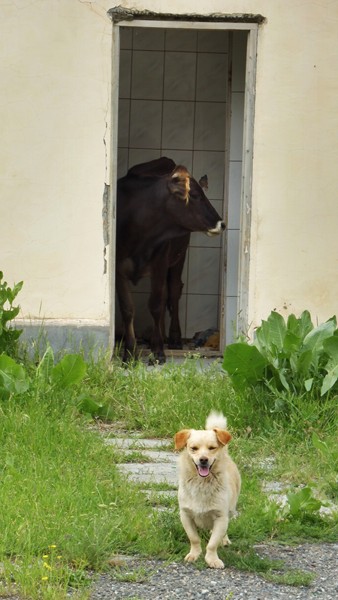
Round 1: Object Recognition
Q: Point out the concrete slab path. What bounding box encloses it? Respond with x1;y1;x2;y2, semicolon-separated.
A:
105;436;179;487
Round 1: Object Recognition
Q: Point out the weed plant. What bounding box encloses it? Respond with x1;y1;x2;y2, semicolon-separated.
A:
0;350;337;599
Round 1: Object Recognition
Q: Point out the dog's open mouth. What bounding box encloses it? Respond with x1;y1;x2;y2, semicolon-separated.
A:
194;462;214;477
197;465;210;477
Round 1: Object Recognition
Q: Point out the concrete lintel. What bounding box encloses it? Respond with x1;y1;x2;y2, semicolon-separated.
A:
108;6;265;24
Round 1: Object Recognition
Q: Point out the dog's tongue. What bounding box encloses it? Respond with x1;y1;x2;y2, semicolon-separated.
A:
198;465;210;477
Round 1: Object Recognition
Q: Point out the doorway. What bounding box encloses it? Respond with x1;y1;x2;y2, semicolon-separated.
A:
110;20;257;356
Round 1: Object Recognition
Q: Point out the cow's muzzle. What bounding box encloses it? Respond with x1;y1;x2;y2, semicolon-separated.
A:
207;220;226;236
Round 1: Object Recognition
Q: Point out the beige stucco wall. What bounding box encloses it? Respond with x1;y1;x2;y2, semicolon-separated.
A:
1;0;338;339
1;1;112;325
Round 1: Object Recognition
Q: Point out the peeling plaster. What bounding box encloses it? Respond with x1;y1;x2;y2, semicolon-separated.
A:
102;183;110;274
108;6;265;23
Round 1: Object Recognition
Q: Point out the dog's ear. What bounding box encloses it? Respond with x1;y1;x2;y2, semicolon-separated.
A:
214;428;232;446
174;429;191;450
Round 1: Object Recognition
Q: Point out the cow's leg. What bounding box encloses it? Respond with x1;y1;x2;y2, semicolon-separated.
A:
116;272;137;362
148;260;168;364
167;261;184;349
167;235;190;349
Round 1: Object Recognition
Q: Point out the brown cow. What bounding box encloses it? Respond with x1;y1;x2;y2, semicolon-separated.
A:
116;157;225;363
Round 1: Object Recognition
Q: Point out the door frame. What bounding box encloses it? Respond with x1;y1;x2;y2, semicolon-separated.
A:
108;12;259;352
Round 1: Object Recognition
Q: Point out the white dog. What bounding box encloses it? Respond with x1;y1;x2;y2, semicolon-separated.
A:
174;411;241;569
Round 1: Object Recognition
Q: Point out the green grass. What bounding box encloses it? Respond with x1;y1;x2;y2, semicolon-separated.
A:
0;352;337;598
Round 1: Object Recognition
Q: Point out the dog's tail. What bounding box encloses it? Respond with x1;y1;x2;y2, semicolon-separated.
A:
205;410;227;430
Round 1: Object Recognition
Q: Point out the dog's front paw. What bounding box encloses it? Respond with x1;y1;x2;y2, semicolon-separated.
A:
205;554;224;569
184;551;201;563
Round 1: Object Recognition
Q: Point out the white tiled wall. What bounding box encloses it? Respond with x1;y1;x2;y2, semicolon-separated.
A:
116;27;247;345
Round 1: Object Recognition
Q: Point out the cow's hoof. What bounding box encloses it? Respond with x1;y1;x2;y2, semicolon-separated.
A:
148;353;166;365
122;351;137;365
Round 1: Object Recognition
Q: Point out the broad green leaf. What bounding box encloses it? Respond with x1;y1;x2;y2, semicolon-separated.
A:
0;354;30;395
255;311;286;357
223;343;268;391
286;310;314;341
283;330;302;356
323;335;338;361
321;361;338;395
303;320;336;354
304;378;313;391
320;336;338;395
78;393;103;416
51;354;87;388
277;369;290;391
11;280;24;300
290;349;313;377
287;486;322;517
2;307;20;323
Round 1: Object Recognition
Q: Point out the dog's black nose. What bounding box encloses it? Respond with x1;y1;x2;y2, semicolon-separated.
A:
199;457;209;466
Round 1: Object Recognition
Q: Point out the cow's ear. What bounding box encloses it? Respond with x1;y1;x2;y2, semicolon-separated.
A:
169;166;190;202
174;429;191;450
199;174;208;190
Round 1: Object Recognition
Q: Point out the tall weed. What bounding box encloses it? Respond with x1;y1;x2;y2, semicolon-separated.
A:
223;310;338;398
0;271;23;356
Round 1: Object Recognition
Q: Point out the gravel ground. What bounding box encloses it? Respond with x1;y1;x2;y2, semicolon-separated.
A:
90;542;338;599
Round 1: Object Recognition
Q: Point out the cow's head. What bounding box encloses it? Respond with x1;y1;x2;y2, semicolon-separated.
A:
167;166;225;236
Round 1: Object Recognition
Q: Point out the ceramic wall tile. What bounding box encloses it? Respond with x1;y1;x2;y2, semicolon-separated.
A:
164;52;196;101
162;101;195;149
186;294;219;338
230;92;244;161
129;100;162;148
128;148;161;168
226;229;240;297
197;30;229;53
193;151;225;200
118;98;130;148
232;32;247;92
196;53;228;102
187;247;220;295
133;28;165;51
228;161;242;229
119;50;132;98
161;150;193;172
194;102;226;151
165;29;197;52
131;51;164;100
120;27;132;50
117;148;128;179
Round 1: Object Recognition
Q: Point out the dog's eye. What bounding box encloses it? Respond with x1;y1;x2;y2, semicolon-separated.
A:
208;446;217;451
190;446;198;452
